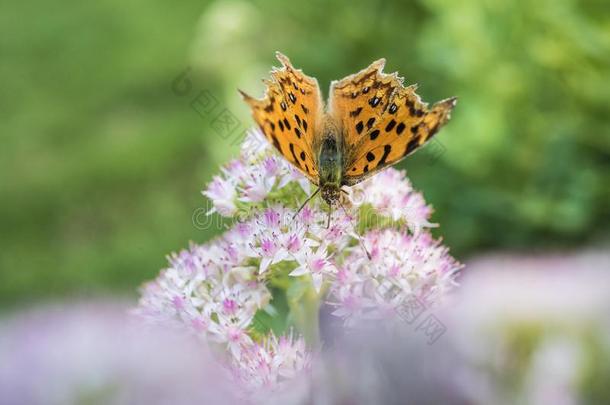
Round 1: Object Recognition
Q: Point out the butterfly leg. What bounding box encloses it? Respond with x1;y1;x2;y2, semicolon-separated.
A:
293;187;320;219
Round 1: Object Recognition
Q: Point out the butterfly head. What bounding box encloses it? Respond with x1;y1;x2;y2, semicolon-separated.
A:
320;184;341;206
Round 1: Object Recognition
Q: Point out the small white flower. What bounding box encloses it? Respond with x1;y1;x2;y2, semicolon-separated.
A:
291;248;335;293
203;175;237;216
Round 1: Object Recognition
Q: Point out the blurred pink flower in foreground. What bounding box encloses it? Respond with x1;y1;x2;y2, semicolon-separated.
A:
0;303;237;405
448;250;610;405
2;253;608;404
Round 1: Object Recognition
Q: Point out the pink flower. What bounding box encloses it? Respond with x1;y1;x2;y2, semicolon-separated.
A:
262;207;281;229
291;248;336;293
262;156;280;177
239;172;275;203
208;315;254;360
203;175;237;216
222;298;237;315
254;237;288;273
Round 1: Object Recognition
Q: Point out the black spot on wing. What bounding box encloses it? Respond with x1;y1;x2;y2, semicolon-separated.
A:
294;127;301;138
366;117;375;129
289;143;300;167
404;136;420;156
385;119;396;132
396;122;406;135
356;121;364;134
301;104;308;114
283;118;291;130
378;145;392;166
350;107;363;117
369;129;380;140
271;134;281;152
366;152;375;162
406;99;416;116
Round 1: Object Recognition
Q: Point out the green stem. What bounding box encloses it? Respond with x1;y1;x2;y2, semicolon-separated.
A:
286;276;321;347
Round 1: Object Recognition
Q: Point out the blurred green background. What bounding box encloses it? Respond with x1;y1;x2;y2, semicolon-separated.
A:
1;0;609;308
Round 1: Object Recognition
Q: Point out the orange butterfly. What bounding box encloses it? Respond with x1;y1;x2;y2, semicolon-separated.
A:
240;52;456;217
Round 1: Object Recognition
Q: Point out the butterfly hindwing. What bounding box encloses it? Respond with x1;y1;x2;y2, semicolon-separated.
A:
240;52;324;183
329;60;456;186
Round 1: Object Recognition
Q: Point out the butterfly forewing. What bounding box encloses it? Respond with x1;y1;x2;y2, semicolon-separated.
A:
329;60;456;186
240;52;324;183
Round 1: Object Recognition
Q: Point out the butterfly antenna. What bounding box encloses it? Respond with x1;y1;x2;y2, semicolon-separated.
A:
338;199;372;260
293;188;320;219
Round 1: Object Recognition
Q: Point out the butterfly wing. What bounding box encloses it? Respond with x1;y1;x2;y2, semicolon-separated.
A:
240;52;324;184
329;59;456;186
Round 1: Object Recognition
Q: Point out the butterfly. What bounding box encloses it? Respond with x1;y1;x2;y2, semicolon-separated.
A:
240;52;456;220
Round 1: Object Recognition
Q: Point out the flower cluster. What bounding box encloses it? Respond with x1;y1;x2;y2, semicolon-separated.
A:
349;168;435;234
134;207;319;393
134;128;462;397
203;130;310;216
329;229;461;327
231;332;312;396
134;239;271;359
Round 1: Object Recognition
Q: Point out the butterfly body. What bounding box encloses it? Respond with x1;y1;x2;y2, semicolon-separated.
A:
240;52;456;209
317;119;344;205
